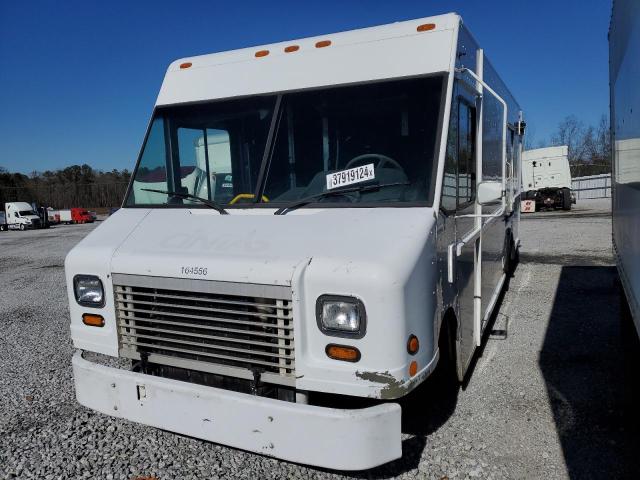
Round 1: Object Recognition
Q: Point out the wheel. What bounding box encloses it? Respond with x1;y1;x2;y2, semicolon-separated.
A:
436;315;460;386
503;232;517;276
562;188;572;210
19;224;25;231
0;225;5;232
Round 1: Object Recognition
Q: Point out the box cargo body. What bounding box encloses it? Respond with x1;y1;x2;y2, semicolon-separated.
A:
59;209;72;223
65;14;524;470
610;0;640;337
522;145;573;210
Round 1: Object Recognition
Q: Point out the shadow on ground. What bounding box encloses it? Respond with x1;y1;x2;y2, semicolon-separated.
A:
539;265;640;479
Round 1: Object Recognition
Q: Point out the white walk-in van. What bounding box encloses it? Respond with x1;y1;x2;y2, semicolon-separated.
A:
65;14;524;470
610;0;640;340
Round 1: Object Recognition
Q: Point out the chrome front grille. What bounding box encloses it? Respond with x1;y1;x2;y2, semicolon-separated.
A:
113;274;295;386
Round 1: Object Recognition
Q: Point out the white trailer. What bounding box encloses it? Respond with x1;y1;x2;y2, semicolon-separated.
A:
65;14;524;470
610;0;640;339
59;209;72;224
522;145;574;210
3;202;41;230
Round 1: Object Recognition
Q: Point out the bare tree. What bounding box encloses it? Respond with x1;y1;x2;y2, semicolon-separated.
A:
550;115;588;163
548;114;611;177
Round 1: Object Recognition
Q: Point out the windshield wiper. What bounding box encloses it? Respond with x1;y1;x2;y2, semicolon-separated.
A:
141;188;229;215
274;182;410;215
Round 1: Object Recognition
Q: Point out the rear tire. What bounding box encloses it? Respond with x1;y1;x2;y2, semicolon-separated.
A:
562;188;572;210
503;232;516;276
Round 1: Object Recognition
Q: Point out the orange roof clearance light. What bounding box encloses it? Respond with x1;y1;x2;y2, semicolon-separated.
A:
409;361;418;377
326;344;361;362
416;23;436;32
255;50;270;58
315;40;332;48
284;45;300;53
179;62;192;69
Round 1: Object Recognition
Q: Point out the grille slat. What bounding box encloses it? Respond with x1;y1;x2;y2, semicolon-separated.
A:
116;306;294;331
115;283;295;382
118;321;292;347
120;331;295;360
114;287;285;309
121;340;294;370
117;297;292;320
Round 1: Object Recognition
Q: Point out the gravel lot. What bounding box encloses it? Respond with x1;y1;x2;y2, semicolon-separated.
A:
1;198;637;479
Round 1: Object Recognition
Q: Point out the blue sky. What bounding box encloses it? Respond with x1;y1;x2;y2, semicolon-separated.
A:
0;0;610;173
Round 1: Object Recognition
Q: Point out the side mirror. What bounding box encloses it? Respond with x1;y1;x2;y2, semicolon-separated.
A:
477;181;503;205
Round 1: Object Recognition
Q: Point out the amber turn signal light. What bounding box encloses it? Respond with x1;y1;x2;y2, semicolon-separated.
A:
416;23;436;32
179;62;192;69
407;335;419;355
326;344;361;362
82;313;105;327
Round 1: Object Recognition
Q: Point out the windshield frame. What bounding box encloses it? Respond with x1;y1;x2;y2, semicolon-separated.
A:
123;73;447;210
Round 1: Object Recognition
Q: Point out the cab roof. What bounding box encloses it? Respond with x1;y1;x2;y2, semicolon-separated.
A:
156;13;460;106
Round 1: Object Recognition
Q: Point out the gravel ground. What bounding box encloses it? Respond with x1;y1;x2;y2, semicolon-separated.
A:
0;198;637;479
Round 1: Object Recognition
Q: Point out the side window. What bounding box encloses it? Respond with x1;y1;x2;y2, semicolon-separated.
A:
440;96;476;211
128;117;169;205
457;100;476;206
441;94;459;212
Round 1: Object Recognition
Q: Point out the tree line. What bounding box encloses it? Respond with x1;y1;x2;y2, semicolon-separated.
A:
0;164;131;209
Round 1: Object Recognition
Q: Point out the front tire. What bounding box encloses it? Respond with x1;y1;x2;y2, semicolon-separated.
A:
19;224;25;231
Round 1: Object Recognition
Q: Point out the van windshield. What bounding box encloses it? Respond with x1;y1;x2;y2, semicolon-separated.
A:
19;210;36;216
125;75;444;209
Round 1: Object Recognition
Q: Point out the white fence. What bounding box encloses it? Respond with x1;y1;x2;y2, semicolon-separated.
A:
572;174;611;199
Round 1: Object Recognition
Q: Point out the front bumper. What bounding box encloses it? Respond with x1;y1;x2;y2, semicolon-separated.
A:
72;351;402;471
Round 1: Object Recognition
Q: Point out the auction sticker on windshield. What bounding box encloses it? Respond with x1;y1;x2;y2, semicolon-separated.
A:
326;164;375;190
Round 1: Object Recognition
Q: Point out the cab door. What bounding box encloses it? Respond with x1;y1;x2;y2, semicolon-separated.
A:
442;93;478;380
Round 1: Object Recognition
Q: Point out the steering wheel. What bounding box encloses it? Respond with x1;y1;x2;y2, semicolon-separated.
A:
344;153;405;174
229;193;269;205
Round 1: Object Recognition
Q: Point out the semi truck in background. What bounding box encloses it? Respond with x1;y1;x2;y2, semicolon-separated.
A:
521;145;574;211
610;0;640;342
65;14;524;469
3;202;41;230
59;208;95;224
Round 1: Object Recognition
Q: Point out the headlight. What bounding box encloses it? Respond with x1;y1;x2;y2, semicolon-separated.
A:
73;275;105;307
316;295;366;338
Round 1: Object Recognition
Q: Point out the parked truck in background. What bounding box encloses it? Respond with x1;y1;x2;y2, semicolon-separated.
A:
30;203;51;229
59;208;95;225
610;0;640;341
47;208;61;225
3;202;41;230
71;208;94;224
65;14;524;470
521;145;574;211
